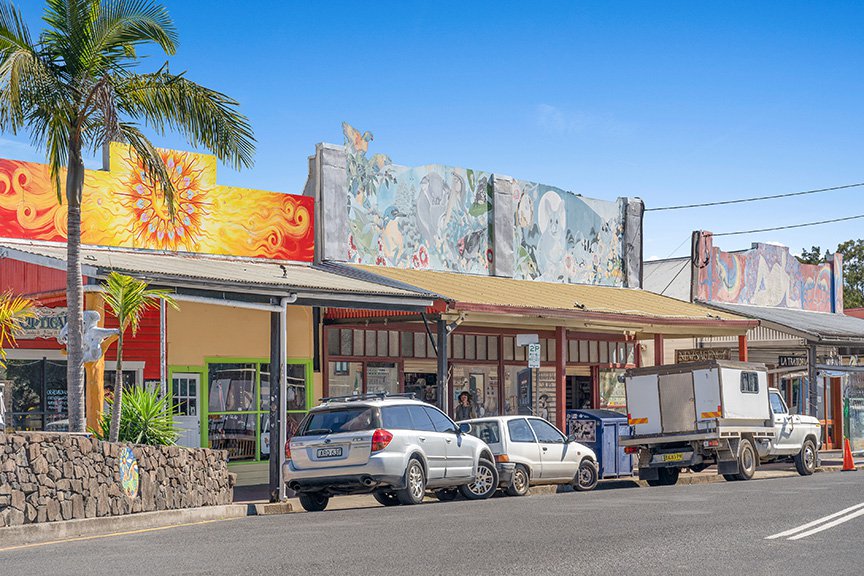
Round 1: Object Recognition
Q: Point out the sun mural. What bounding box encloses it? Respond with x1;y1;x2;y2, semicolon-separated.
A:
0;143;314;261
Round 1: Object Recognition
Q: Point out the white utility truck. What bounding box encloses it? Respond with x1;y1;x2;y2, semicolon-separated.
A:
620;361;821;486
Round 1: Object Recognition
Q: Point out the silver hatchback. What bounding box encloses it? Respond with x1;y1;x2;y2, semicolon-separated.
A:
283;393;498;511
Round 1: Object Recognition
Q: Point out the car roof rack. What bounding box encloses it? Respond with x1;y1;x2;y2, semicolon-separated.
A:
319;391;417;403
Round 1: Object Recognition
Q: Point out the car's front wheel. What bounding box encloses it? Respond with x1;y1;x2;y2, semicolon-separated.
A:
460;458;499;500
298;493;329;512
795;438;818;476
396;458;426;505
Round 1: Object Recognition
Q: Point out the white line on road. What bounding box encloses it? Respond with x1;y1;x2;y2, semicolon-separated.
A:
766;502;864;540
787;507;864;540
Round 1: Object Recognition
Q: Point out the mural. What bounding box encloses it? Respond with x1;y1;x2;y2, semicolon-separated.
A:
0;143;314;261
512;180;624;284
696;233;836;312
341;123;628;285
344;123;492;273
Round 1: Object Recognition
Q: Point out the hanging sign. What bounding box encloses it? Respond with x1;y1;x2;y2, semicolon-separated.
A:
675;348;731;363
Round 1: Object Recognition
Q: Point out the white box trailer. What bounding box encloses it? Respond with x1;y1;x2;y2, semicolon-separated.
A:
620;361;777;485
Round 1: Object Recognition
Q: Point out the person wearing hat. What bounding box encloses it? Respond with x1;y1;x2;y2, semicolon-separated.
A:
455;391;476;421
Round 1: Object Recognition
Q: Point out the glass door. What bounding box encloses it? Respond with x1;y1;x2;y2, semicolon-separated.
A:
172;373;200;448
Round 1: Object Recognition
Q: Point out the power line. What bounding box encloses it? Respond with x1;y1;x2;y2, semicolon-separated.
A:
646;182;864;212
712;213;864;237
642;235;691;283
659;259;689;296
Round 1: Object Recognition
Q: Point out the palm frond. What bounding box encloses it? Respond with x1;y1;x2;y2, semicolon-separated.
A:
115;120;176;210
117;69;255;171
101;270;175;337
88;0;177;62
0;291;36;367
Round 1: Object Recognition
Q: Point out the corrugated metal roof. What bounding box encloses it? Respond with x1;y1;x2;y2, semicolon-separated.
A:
643;257;691;301
0;239;431;300
704;302;864;342
348;264;752;325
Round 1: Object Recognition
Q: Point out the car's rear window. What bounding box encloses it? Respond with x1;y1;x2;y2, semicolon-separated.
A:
301;407;380;435
468;421;501;445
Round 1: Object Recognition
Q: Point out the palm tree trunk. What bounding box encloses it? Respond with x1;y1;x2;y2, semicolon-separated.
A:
65;143;86;433
109;334;124;442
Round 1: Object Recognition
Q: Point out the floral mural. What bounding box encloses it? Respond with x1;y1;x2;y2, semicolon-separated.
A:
512;180;625;285
344;123;492;273
696;233;837;312
0;143;314;261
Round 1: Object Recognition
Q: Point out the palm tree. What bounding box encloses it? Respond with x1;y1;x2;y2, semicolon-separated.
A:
0;292;35;367
0;1;255;432
101;271;176;443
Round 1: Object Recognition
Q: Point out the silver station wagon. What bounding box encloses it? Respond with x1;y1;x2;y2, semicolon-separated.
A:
460;415;599;496
284;393;498;511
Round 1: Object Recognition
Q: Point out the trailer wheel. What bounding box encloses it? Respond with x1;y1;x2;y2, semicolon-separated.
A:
734;439;757;481
646;467;679;487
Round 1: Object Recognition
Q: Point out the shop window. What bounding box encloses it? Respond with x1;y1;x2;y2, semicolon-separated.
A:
405;372;438;406
487;336;498;361
546;339;556;362
208;413;257;460
286;364;308;412
568;341;578;363
365;331;377;357
599;342;609;364
366;362;399;395
578;341;589;363
401;332;415;357
413;333;426;358
453;334;465;359
476;335;486;360
599;369;627;413
503;337;514;361
208;363;256;412
377;331;388;357
327;361;363;398
327;330;340;356
465;335;476;360
452;365;498;418
388;332;400;358
625;342;636;365
341;329;354;356
351;329;363;356
589;341;599;364
1;359;68;432
504;366;533;416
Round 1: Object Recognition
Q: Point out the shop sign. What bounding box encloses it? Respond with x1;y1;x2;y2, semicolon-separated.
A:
675;348;731;363
20;307;67;339
779;355;808;368
527;343;541;368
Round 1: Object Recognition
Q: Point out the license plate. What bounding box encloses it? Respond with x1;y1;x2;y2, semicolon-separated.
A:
316;447;343;458
662;453;684;462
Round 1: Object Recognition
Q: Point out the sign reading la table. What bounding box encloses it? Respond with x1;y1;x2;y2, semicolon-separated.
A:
528;343;541;369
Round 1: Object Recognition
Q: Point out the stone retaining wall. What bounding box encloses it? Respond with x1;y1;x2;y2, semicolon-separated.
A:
0;433;233;527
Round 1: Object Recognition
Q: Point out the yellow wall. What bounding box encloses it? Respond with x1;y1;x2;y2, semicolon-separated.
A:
167;302;314;366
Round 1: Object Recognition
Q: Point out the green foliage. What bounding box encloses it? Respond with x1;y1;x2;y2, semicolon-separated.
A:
799;241;864;309
101;271;176;336
96;386;178;446
837;239;864;309
797;246;829;265
0;292;35;368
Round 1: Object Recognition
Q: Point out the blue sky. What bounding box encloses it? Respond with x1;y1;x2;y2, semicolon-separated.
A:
5;1;864;260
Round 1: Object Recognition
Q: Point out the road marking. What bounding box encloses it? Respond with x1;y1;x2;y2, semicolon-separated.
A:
766;502;864;540
0;517;241;553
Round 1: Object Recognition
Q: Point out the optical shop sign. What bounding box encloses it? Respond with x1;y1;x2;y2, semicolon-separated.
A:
20;307;67;339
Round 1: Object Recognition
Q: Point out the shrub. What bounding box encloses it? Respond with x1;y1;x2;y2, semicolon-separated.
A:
97;386;179;446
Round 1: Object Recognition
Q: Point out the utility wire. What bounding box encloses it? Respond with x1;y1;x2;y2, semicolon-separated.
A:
646;182;864;212
659;259;690;296
712;213;864;237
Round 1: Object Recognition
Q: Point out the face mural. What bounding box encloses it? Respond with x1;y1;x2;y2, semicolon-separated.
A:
344;123;492;273
513;181;625;285
0;143;314;261
342;123;628;285
696;234;837;312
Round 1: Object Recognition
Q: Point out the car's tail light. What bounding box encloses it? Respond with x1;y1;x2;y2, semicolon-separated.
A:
495;454;509;463
371;429;394;452
624;446;639;454
284;442;292;461
703;439;719;448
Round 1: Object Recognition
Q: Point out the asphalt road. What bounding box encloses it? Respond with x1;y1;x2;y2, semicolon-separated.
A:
3;472;863;576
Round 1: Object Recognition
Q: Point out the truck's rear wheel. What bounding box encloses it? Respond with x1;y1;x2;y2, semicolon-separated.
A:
646;467;679;487
794;439;817;476
734;439;757;481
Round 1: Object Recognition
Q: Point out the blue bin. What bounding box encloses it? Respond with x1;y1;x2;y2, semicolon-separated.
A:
566;409;633;479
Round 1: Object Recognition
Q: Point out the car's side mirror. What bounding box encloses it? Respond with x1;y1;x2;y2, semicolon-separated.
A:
567;433;577;443
458;422;472;435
